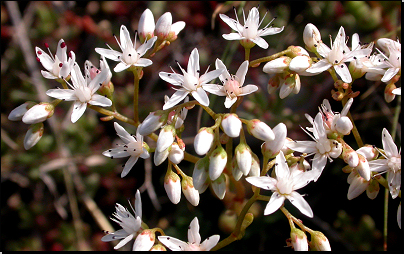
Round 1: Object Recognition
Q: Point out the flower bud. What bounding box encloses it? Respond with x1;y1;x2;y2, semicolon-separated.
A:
290;228;309;251
366;179;380;200
22;102;54;124
384;83;397;103
166;21;186;42
209;145;227;181
168;142;184;164
235;143;252;175
192;156;210;192
156;125;175;152
194;127;214;155
164;168;181;204
355;153;371;181
334;115;353;135
221;114;241;138
262;123;287;159
279;73;300;99
24;122;44;150
309;231;331;251
341;142;359;168
287;45;310;57
155;12;172;40
211;174;226;200
246;119;275;141
138;9;155;43
232;157;243;181
303;23;322;53
138;111;168;136
289;55;312;73
8;101;36;121
150;244;166;251
181;175;199;206
347;170;369;200
133;229;156;251
262;56;291;74
249;152;261;177
267;74;280;94
154;146;170;166
356;145;379;160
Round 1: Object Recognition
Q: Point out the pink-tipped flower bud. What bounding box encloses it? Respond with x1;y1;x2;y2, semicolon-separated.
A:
194;127;214;155
289;55;312;73
192;156;210;193
138;111;168;136
309;231;331;251
334;115;353;136
288;45;310;57
164;169;181;204
231;157;243;181
181;175;199;206
341;142;359;168
384;83;397;103
166;21;186;42
156;125;176;152
168;142;184;164
211;174;226;200
249;152;261;177
221;113;241;138
24;122;44;150
290;228;309;251
235;143;252;176
262;56;291;74
155;12;172;40
8;101;36;121
246;119;275;141
133;229;156;251
356;145;379;160
138;8;155;43
209;145;228;181
22;102;54;124
303;23;322;53
279;73;300;99
347;170;369;200
366;178;380;200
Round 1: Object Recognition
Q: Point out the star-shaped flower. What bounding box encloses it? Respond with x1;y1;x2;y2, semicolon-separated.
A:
159;48;224;110
246;151;319;217
102;122;150;178
368;128;401;199
101;190;143;249
203;59;258;108
95;25;157;72
306;26;372;83
45;62;112;123
376;38;401;83
158;217;220;251
219;6;284;49
285;112;342;181
35;39;76;80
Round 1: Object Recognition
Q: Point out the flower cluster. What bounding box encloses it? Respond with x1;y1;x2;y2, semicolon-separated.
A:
7;3;401;252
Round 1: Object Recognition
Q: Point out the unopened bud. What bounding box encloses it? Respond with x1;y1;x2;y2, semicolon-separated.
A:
138;111;168;136
138;9;155;44
267;74;281;94
303;23;322;53
356;145;379;160
355;153;371;181
341;142;359;168
289;55;312;73
334;115;353;135
262;56;291;74
164;168;181;204
24;122;44;150
235;143;252;175
156;125;175;152
8;101;36;121
366;179;380;200
288;45;310;57
211;174;226;200
22;102;54;124
194;127;214;155
192;156;210;192
168;142;184;164
309;231;331;251
221;114;241;138
155;12;172;41
150;244;166;251
384;83;397;103
133;229;156;251
181;175;199;206
154;146;170;166
262;122;287;159
209;145;227;181
246;119;275;141
290;228;309;251
279;73;300;99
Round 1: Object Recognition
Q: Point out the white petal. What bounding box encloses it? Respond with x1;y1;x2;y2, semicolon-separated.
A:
102;148;130;158
382;128;398;157
239;84;258;96
114;62;131;72
333;63;352;83
258;26;284;37
158;236;188;251
95;48;122;62
235;60;249;86
88;94;112;107
170;21;186;35
199;68;224;84
245;176;277;191
41;70;57;79
121;156;139;178
114;234;134;249
202;84;226;96
46;89;76;101
114;122;136;144
381;67;400;83
162;90;189;110
119;25;133;51
222;33;243;40
250;37;268;49
219;14;240;32
264;192;285;215
101;229;129;242
311;153;327;180
286;191;313;217
188;48;200;78
306;59;332;74
215;58;231;81
200;235;220;251
134;58;153;67
35;47;54;71
71;101;87;123
224;97;237;108
188;217;201;245
136;36;157;57
286;140;317;154
191;87;209;106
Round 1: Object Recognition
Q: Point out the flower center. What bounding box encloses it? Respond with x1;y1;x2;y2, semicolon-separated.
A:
276;179;293;195
126;141;143;157
388;156;401;173
185;243;202;251
242;20;258;39
52;56;62;77
122;47;139;65
224;78;242;99
183;72;199;91
75;86;92;103
328;44;344;65
316;138;332;155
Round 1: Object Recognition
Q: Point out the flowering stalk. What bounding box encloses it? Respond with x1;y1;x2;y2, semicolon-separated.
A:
132;67;142;126
249;48;292;68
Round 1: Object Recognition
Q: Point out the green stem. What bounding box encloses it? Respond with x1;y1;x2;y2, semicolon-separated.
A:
133;67;141;126
341;97;364;148
244;47;250;62
249;48;292;67
88;105;136;126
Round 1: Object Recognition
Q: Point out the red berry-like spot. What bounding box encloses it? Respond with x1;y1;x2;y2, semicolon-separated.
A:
68;52;72;58
60;42;66;48
44;43;49;48
37;51;42;55
59;63;63;67
36;57;40;62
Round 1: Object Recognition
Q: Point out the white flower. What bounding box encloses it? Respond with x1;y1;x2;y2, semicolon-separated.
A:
286;112;342;181
95;25;157;72
221;113;242;138
45;63;112;123
303;23;323;53
194;127;214;156
101;190;143;250
158;217;220;251
376;38;401;83
219;7;284;49
368;128;401;199
203;59;258;108
306;26;372;83
316;98;354;136
159;48;224;110
246;151;318;217
102;122;150;178
35;39;76;80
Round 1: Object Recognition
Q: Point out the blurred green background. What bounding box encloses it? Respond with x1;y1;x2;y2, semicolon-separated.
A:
1;1;401;251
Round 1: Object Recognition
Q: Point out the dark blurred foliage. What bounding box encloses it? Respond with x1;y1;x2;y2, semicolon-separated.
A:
1;1;401;251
